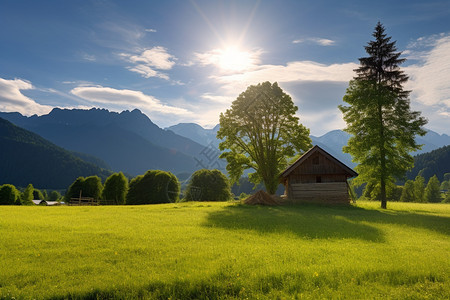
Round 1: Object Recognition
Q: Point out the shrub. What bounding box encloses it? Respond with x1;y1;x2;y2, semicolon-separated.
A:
0;184;21;205
126;170;179;205
21;184;34;205
65;176;103;202
102;172;128;205
33;189;45;200
424;175;442;203
400;180;415;202
48;190;62;202
184;169;231;202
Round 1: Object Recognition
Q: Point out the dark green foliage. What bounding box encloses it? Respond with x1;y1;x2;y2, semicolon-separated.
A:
65;176;103;201
217;81;311;194
184;169;231;202
83;176;103;200
102;172;129;205
443;191;450;203
21;184;34;205
0;184;21;205
424;175;442;203
0;117;111;189
65;177;85;201
400;180;415;202
406;145;450;182
48;190;62;202
339;23;427;209
126;170;180;205
413;175;426;203
33;189;44;200
362;181;402;201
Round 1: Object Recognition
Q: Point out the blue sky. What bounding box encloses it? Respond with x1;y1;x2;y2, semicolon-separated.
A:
1;0;449;135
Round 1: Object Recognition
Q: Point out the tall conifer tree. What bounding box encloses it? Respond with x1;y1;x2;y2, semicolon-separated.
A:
339;22;427;209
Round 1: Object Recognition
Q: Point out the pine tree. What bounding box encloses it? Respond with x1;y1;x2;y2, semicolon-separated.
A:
339;22;427;209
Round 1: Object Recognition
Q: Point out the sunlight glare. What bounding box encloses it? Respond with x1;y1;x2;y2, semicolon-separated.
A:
217;46;257;72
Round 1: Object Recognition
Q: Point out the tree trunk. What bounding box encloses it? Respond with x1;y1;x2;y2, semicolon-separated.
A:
377;91;387;209
380;176;387;209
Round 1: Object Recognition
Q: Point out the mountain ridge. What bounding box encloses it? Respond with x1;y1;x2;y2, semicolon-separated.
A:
0;108;203;176
0;117;111;189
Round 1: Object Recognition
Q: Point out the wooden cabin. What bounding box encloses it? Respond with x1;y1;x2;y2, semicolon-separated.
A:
280;145;357;204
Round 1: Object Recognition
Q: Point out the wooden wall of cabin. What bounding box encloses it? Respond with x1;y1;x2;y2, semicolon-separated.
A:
287;182;350;204
286;150;350;184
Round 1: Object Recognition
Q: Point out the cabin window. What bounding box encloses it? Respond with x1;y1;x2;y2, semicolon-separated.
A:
316;176;322;183
312;156;319;165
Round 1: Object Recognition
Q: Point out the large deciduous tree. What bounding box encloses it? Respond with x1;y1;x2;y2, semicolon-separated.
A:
339;22;427;209
217;81;311;194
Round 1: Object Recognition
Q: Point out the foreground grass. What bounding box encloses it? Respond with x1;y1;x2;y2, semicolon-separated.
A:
0;201;449;299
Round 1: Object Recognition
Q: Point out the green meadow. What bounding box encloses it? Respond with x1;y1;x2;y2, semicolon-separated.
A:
0;201;449;299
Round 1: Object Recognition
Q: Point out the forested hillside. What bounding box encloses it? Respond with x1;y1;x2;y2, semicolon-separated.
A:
0;108;203;175
407;145;450;182
0;117;111;189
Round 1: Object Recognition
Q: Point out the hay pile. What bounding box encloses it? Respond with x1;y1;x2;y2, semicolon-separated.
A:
244;190;281;206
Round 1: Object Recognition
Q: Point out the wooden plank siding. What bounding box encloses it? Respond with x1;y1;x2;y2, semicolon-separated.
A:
289;182;350;204
280;145;357;204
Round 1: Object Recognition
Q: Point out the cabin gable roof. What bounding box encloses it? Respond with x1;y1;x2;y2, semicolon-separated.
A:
280;145;358;178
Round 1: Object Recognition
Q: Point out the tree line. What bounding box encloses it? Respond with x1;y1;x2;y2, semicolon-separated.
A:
355;173;450;203
0;183;62;205
0;169;232;205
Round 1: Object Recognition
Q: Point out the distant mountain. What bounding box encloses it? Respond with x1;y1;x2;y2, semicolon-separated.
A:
0;108;204;176
406;145;450;182
0;117;111;189
310;130;355;168
166;123;220;148
166;123;221;148
169;123;450;171
416;130;450;154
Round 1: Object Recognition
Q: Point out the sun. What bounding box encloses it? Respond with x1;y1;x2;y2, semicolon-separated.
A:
216;46;257;72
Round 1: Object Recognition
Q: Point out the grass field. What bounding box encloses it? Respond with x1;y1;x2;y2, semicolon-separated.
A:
0;201;449;299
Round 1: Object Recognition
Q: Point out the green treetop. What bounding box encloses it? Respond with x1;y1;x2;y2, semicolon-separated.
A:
339;22;427;209
217;81;311;194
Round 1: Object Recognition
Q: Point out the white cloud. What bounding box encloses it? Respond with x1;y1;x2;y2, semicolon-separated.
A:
126;65;170;80
145;28;157;33
299;109;346;136
405;33;450;134
0;78;53;115
293;37;336;46
82;53;96;62
212;60;358;96
406;34;450;107
120;46;177;79
70;85;191;116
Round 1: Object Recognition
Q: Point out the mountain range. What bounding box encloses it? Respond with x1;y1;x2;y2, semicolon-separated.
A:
0;108;205;177
0;117;111;189
167;123;450;169
1;108;449;189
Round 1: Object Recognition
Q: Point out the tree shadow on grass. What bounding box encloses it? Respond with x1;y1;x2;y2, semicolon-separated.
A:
202;204;449;242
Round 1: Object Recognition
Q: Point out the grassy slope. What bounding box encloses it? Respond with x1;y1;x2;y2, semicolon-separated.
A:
0;201;449;299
